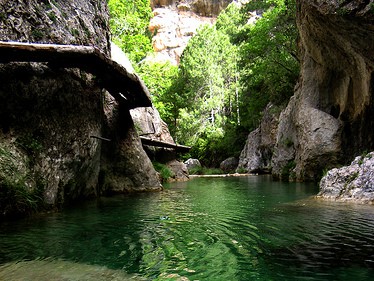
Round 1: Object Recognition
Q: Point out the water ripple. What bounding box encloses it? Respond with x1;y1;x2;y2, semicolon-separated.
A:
1;177;374;280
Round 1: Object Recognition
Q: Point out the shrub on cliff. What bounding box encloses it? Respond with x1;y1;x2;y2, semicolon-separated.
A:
108;0;153;63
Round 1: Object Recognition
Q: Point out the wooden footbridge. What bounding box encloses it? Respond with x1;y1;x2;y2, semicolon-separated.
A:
0;41;151;108
139;136;190;152
0;41;190;152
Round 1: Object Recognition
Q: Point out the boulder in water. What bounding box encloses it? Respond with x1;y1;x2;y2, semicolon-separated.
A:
318;152;374;203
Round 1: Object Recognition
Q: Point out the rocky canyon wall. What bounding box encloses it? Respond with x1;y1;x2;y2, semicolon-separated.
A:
149;0;232;64
239;0;373;182
0;0;160;217
271;0;374;181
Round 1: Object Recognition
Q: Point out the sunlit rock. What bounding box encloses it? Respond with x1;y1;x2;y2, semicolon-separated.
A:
148;0;231;64
318;152;374;203
184;158;201;172
111;42;135;74
237;104;279;174
166;159;189;182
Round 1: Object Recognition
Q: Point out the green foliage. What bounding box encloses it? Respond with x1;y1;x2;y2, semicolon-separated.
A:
189;166;224;175
108;0;153;63
137;60;180;129
236;167;247;174
47;11;57;23
283;138;294;148
16;134;43;155
0;177;45;219
170;22;242;165
281;160;296;181
162;1;298;166
107;1;299;167
153;162;173;182
216;2;246;43
238;0;298;130
358;150;370;165
0;145;45;218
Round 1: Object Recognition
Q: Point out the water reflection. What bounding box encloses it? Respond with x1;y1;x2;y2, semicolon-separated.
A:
1;176;374;280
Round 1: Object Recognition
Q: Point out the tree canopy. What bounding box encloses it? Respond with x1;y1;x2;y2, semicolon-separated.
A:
108;0;153;63
108;0;300;167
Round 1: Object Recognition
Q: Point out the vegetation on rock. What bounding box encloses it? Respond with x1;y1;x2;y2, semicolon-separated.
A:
108;0;153;63
0;143;45;219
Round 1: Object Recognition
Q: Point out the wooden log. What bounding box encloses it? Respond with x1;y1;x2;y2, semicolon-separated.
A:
139;136;191;152
0;41;152;109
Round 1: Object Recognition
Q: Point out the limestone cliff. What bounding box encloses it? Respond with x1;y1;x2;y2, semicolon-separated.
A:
149;0;232;64
0;0;161;218
151;0;232;16
237;104;279;174
271;0;374;181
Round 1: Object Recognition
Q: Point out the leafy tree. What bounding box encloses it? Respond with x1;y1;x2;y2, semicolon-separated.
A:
108;0;153;63
168;0;299;165
106;0;299;167
238;0;299;130
136;59;180;133
171;23;240;165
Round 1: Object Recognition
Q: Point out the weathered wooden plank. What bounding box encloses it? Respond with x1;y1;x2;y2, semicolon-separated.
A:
139;136;191;152
0;41;152;109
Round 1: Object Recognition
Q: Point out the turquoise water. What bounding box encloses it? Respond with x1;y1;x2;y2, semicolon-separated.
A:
1;176;374;280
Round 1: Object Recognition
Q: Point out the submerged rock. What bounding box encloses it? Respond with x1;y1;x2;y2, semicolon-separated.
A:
0;259;145;281
318;152;374;203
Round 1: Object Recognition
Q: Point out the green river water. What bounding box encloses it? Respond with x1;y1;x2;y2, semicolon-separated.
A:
1;176;374;280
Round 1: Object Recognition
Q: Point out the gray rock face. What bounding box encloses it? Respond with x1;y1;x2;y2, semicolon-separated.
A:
184;158;201;171
0;0;110;208
220;157;238;173
149;0;231;64
318;152;374;203
0;0;110;54
166;160;189;182
130;107;175;144
100;94;162;193
0;0;161;216
271;0;374;181
237;104;279;174
0;62;103;209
